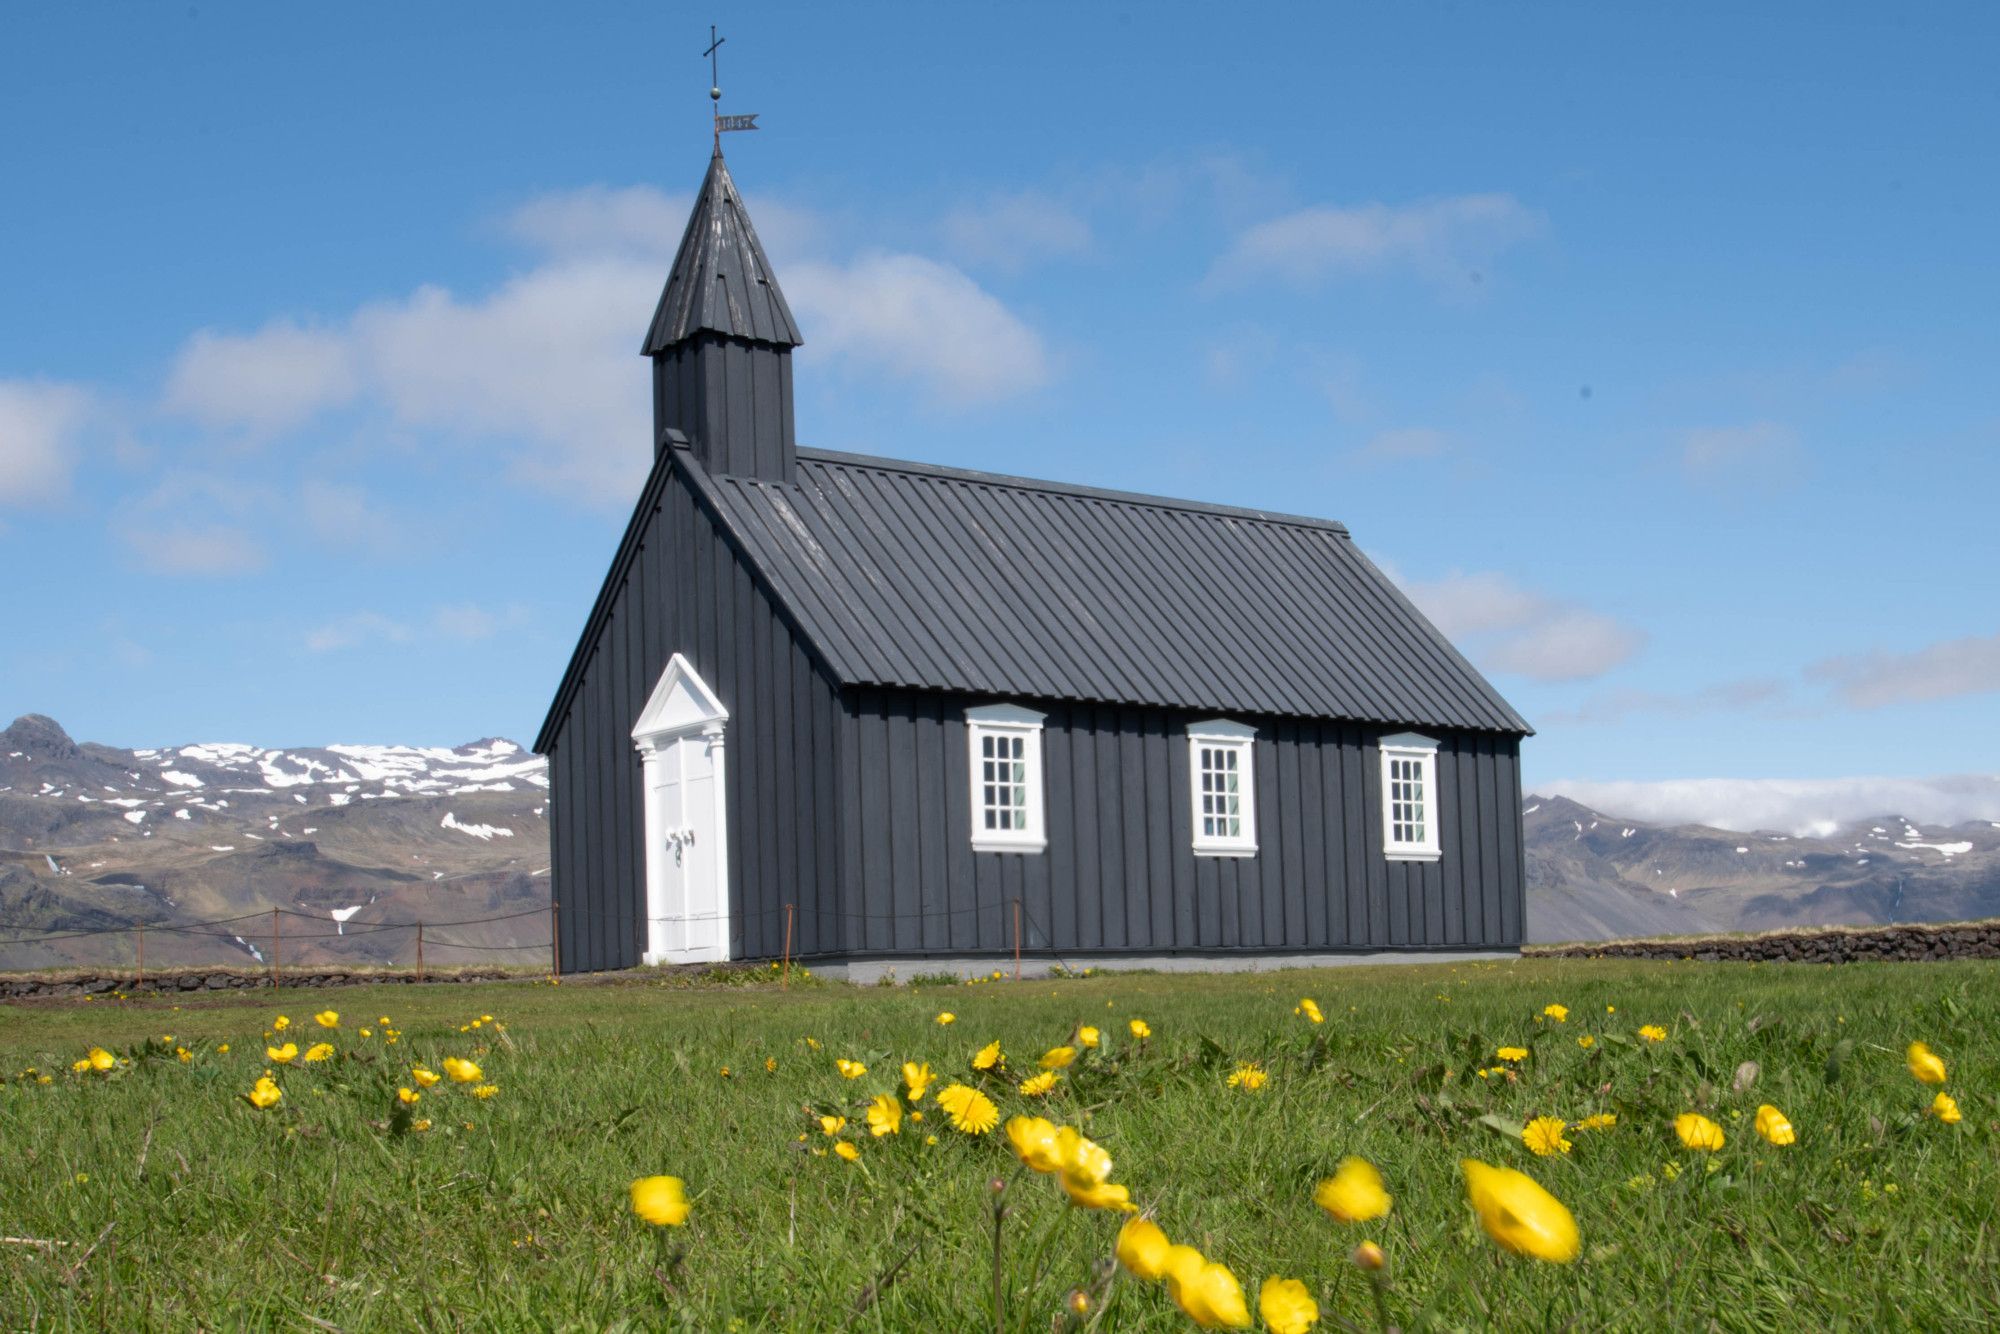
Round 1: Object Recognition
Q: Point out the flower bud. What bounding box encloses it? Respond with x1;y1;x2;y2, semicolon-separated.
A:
1066;1290;1091;1315
1351;1241;1386;1272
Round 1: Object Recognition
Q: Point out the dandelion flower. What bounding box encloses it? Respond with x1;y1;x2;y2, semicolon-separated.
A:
1906;1041;1947;1085
86;1047;116;1072
1573;1113;1617;1132
1543;1004;1569;1023
972;1040;1004;1071
935;1012;956;1025
1078;1025;1101;1048
442;1057;482;1084
765;1057;778;1074
272;1015;291;1031
267;1042;299;1065
1930;1091;1962;1124
1576;1035;1596;1049
1314;1157;1391;1222
1674;1112;1725;1150
834;1140;860;1162
1129;1018;1152;1039
472;1084;499;1099
1226;1062;1268;1091
398;1086;421;1105
1638;1025;1667;1043
303;1043;334;1063
1523;1116;1572;1157
1039;1046;1077;1070
819;1115;847;1137
1116;1216;1171;1280
902;1061;934;1102
866;1093;903;1136
245;1076;282;1109
1459;1159;1578;1263
1006;1115;1065;1173
412;1066;441;1087
1496;1046;1528;1062
313;1010;339;1029
176;1047;192;1063
1296;998;1324;1024
1259;1276;1319;1334
836;1058;867;1079
1753;1104;1795;1145
630;1175;689;1226
936;1082;998;1135
1018;1070;1059;1097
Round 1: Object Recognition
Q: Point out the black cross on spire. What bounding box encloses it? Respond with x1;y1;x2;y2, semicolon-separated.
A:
703;23;759;148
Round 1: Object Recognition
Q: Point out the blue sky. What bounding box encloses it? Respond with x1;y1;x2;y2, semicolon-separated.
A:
3;3;1996;827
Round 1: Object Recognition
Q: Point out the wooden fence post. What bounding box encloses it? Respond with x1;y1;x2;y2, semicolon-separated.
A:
416;922;425;983
1012;899;1022;981
782;903;794;989
550;899;561;979
271;908;281;988
135;923;144;991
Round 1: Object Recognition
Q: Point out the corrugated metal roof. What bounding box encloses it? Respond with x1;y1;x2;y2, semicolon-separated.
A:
642;150;802;353
686;447;1532;734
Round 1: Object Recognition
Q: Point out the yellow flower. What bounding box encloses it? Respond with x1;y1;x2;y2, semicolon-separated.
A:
1459;1159;1579;1263
1129;1018;1152;1039
1638;1025;1667;1043
1056;1125;1113;1186
1115;1216;1172;1280
1576;1035;1596;1049
1543;1004;1569;1023
217;1043;229;1054
1061;1175;1136;1211
1078;1026;1101;1048
936;1083;998;1135
313;1010;339;1029
819;1114;846;1137
1039;1046;1077;1070
266;1042;298;1065
1674;1113;1725;1150
866;1093;903;1137
630;1175;689;1226
834;1141;861;1162
1258;1276;1318;1334
836;1058;867;1079
378;1016;391;1027
1314;1157;1391;1222
1350;1241;1385;1271
1523;1116;1572;1156
1018;1070;1059;1097
1227;1062;1268;1091
1746;1103;1796;1145
412;1066;441;1087
1906;1041;1947;1085
472;1084;499;1099
1496;1046;1528;1062
86;1047;116;1072
935;1012;956;1025
360;1028;373;1038
71;1058;90;1073
1573;1113;1617;1132
410;1118;432;1132
397;1086;421;1105
765;1057;778;1074
972;1040;1004;1071
1006;1115;1066;1173
272;1015;290;1031
442;1057;482;1084
245;1076;282;1109
804;1037;820;1050
1296;998;1324;1024
1171;1257;1251;1329
1162;1245;1208;1310
902;1061;934;1102
1930;1091;1963;1124
175;1047;192;1063
303;1043;334;1063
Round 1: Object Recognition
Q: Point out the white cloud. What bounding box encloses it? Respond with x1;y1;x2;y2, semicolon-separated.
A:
1540;678;1788;725
788;253;1050;406
1680;421;1802;492
1390;567;1643;682
1541;773;2000;837
1809;631;2000;709
503;185;691;260
301;480;408;556
121;523;266;576
942;190;1091;272
0;379;89;505
305;603;519;652
163;321;358;436
1211;194;1542;289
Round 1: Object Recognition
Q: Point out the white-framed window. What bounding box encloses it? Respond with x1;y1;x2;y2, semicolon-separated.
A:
1379;732;1442;861
1187;719;1258;856
966;703;1046;852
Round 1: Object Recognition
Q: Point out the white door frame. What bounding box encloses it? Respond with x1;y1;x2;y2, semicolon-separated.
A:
630;654;731;965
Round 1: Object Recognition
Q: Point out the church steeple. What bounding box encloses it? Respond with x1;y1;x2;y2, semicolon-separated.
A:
645;149;802;481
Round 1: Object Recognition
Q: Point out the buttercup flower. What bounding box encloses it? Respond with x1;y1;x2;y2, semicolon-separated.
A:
1496;1046;1529;1062
472;1084;499;1099
1577;1035;1596;1049
902;1061;934;1102
1638;1025;1667;1043
1350;1241;1386;1271
1019;1070;1059;1097
936;1082;999;1135
1040;1046;1077;1070
1675;1113;1725;1150
272;1016;290;1031
1754;1104;1796;1146
1906;1041;1947;1085
630;1175;689;1226
1116;1216;1172;1280
1172;1257;1251;1329
1523;1116;1572;1157
303;1043;334;1063
1543;1004;1569;1023
86;1047;116;1073
833;1140;861;1162
266;1043;298;1064
1930;1091;1963;1124
1129;1018;1152;1040
442;1057;482;1084
935;1012;956;1025
866;1093;902;1136
1078;1026;1101;1048
1573;1113;1617;1132
1296;998;1325;1024
836;1058;867;1079
1006;1116;1066;1173
313;1010;339;1029
972;1041;1004;1071
245;1076;282;1109
397;1086;421;1105
1061;1175;1136;1211
1459;1159;1578;1262
1258;1276;1319;1334
819;1114;846;1137
1314;1156;1391;1222
412;1066;441;1087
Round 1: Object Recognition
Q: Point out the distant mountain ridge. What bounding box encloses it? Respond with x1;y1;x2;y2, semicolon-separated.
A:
5;714;1998;965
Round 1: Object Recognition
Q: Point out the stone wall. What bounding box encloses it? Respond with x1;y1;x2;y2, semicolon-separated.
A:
1529;919;2000;964
0;966;529;1001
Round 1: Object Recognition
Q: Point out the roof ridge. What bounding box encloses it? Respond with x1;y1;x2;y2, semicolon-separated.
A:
792;447;1351;535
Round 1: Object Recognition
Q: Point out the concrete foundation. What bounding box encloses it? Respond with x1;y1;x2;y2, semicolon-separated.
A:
807;949;1520;985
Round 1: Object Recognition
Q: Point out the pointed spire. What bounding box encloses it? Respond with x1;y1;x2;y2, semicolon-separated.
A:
643;150;802;354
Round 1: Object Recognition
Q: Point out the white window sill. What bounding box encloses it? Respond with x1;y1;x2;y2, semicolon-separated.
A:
972;837;1047;855
1194;844;1259;858
1385;848;1442;863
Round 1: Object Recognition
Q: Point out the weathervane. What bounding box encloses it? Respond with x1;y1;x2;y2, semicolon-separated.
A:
705;24;759;148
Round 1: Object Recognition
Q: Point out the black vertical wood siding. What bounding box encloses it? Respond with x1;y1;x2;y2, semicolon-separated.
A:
542;463;844;972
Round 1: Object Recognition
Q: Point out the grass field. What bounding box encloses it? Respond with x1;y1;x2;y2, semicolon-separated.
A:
2;956;1996;1331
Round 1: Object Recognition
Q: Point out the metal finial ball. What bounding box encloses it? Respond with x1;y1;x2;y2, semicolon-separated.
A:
710;86;721;101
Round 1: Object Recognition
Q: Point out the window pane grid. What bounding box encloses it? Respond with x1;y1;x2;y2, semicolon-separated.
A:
979;732;1028;831
1197;745;1241;839
1387;754;1429;847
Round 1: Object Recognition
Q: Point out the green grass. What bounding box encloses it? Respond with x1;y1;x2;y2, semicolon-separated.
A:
2;957;1996;1330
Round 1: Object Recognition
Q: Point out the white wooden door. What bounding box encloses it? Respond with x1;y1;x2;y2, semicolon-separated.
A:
632;654;731;967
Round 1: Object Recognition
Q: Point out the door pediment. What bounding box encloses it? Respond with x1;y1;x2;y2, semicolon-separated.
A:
632;653;729;745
